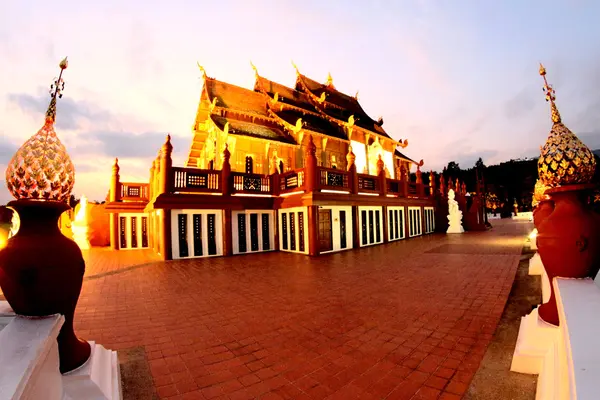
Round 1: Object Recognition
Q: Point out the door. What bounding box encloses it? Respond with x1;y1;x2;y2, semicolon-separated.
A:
318;209;333;253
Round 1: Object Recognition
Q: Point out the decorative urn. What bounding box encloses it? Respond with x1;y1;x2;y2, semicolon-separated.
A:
0;58;91;372
535;64;600;326
531;179;553;229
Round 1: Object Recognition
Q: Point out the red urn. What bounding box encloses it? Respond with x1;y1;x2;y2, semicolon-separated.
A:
0;58;91;373
537;185;600;325
535;64;600;326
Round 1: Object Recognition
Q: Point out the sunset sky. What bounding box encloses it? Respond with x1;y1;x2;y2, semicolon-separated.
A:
1;0;599;204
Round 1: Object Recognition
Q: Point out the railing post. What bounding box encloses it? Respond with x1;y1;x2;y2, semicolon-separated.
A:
149;159;156;201
109;158;120;202
221;144;231;196
159;135;173;195
109;158;120;250
377;155;387;197
429;171;436;197
416;165;424;197
271;171;280;196
305;135;318;193
400;164;408;197
346;146;358;195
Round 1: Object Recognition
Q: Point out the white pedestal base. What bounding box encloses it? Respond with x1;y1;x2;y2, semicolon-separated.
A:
529;253;543;276
510;308;559;375
446;224;464;234
62;341;122;400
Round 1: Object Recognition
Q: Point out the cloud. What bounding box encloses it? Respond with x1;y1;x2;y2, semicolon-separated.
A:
504;88;536;120
6;91;113;131
0;141;18;165
77;131;187;159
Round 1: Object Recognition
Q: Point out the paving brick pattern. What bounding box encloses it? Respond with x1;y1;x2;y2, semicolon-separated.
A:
75;219;531;399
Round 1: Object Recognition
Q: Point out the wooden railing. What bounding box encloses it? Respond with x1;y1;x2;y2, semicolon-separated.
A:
318;167;349;191
172;167;221;193
120;182;149;201
387;179;403;196
357;174;380;194
280;169;305;194
232;172;271;194
408;182;418;196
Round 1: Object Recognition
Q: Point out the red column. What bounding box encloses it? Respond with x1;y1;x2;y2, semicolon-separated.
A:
221;144;231;196
223;208;232;256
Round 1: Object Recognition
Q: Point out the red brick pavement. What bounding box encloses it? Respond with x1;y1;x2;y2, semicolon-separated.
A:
75;219;532;400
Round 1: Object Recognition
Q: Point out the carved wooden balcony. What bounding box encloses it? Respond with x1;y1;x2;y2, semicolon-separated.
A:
172;167;221;194
119;183;149;202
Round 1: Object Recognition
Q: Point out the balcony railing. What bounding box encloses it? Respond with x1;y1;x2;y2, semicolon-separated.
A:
120;182;149;201
232;172;271;195
318;167;349;191
172;167;221;193
386;179;403;196
357;174;380;194
280;169;305;194
408;182;418;196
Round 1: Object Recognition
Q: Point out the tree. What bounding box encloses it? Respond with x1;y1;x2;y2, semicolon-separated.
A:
444;161;461;177
475;157;485;170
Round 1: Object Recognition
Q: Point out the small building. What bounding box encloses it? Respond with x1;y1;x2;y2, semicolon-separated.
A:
104;65;441;260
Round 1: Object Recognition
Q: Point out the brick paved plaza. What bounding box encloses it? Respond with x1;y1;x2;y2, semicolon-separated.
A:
75;219;531;400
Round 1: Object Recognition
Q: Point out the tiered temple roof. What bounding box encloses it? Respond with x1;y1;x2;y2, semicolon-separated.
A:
187;64;411;167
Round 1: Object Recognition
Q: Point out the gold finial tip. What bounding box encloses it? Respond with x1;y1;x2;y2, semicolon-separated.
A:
59;57;68;69
539;63;546;76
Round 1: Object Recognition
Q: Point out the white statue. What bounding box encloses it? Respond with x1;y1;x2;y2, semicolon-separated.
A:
72;194;91;250
447;189;465;234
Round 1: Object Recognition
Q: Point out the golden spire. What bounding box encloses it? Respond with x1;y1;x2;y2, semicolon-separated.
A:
45;57;68;123
537;63;596;186
326;72;333;86
539;63;561;124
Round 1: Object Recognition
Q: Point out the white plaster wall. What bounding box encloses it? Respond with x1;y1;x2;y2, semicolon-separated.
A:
408;206;423;237
387;206;406;241
278;206;309;255
318;205;353;253
424;207;435;234
351;140;367;174
117;213;149;250
358;206;384;247
171;209;223;259
232;210;275;255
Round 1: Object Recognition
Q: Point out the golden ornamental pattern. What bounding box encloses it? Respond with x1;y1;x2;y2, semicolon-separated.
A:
5;120;75;201
537;122;595;187
532;179;550;208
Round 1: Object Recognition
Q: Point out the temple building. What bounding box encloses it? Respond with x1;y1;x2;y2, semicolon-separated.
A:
104;64;443;260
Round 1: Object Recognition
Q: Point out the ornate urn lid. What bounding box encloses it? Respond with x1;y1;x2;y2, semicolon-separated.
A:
537;64;596;187
5;58;75;202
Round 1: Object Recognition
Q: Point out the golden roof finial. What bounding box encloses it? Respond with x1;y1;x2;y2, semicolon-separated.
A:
539;63;561;124
250;61;259;79
197;62;207;80
45;57;68;123
326;72;334;87
354;90;359;100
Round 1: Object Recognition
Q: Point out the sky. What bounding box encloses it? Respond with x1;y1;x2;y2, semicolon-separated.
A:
1;0;600;204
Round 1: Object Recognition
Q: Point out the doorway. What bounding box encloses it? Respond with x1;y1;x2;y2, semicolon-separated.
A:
318;209;333;253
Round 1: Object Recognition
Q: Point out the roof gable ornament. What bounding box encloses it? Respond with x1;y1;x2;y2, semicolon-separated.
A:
397;139;408;149
292;118;303;134
208;97;218;113
354;90;359;100
273;92;279;103
291;60;300;76
317;92;327;104
250;61;259;79
197;62;208;80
